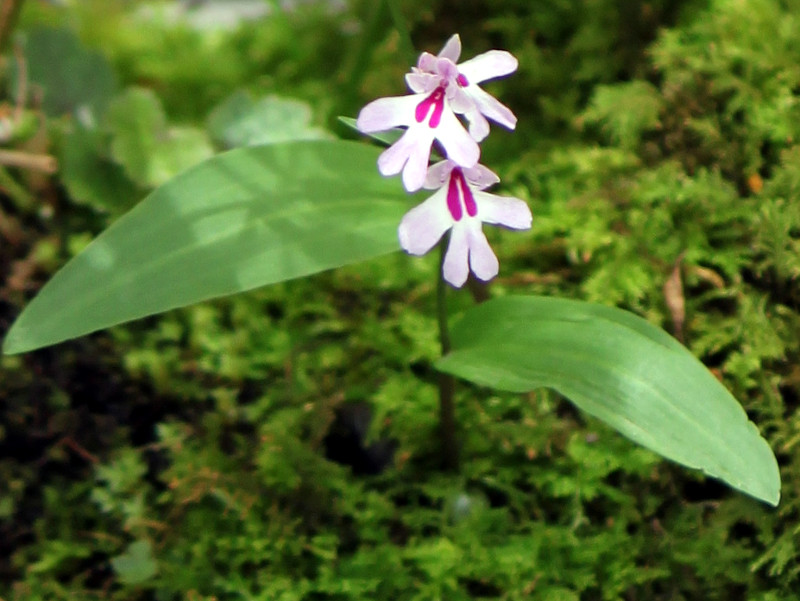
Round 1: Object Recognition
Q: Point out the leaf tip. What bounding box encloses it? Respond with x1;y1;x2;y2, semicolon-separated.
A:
2;324;27;355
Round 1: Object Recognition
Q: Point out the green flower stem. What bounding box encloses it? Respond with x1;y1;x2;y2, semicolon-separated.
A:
437;235;459;471
384;0;417;66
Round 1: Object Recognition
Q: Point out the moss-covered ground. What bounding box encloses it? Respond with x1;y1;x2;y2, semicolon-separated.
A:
2;0;800;599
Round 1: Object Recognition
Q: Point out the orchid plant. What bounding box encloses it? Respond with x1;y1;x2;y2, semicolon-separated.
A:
2;34;781;506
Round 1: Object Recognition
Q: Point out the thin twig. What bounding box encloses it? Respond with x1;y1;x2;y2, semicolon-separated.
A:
437;236;459;471
0;0;25;54
12;37;27;123
0;148;57;173
58;436;100;464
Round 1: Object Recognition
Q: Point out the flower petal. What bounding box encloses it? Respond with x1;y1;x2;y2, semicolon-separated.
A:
466;110;490;142
398;186;453;255
406;72;438;93
438;34;461;63
466;222;499;282
474;191;532;229
457;50;518;84
401;133;434;192
448;87;473;114
417;52;438;73
436;58;460;81
435;107;480;168
376;125;434;192
424;160;456;190
377;127;424;176
356;94;418;132
463;164;500;190
466;85;517;130
443;223;470;287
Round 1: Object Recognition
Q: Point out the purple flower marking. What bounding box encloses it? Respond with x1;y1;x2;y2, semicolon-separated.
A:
415;87;446;127
398;160;532;288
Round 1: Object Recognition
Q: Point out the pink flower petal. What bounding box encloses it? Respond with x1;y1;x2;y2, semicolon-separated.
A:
466;222;499;281
424;160;456;190
443;223;470;287
474;191;532;229
438;34;461;63
377;126;432;185
401;132;434;192
435;108;480;168
356;95;418;132
406;72;438;93
466;110;490;142
376;129;414;176
467;85;517;130
457;50;518;84
436;58;460;81
463;164;500;190
448;87;473;114
398;186;453;255
417;52;438;73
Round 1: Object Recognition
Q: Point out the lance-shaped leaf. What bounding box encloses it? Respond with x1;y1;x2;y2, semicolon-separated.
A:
4;140;410;354
436;295;780;506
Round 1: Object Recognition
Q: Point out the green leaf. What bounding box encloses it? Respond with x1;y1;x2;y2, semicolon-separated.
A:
338;116;404;147
3;140;410;354
436;295;780;506
16;27;117;118
60;122;141;215
111;540;157;585
108;87;214;187
208;91;329;148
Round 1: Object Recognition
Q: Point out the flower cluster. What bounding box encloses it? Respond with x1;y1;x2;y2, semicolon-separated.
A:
357;34;531;287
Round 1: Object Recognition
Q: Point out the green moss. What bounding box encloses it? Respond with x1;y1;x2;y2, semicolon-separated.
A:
2;0;800;599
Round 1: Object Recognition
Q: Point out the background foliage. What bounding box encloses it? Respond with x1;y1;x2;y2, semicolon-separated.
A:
1;0;799;599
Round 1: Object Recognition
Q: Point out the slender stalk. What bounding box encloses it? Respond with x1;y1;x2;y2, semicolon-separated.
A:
0;0;24;53
0;149;58;173
341;1;385;107
437;236;459;471
12;38;27;122
384;0;417;66
437;241;451;355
